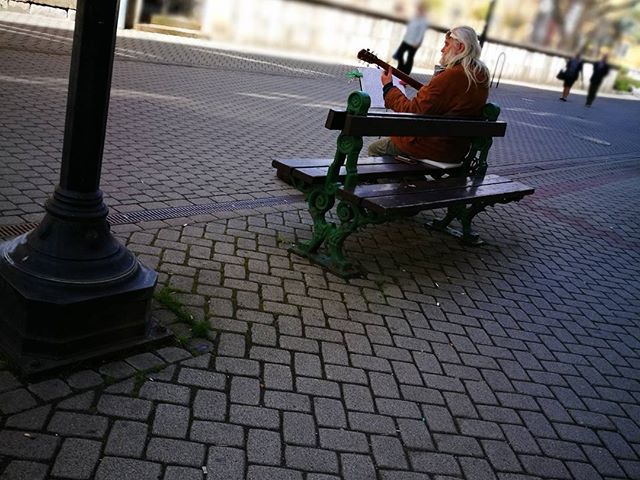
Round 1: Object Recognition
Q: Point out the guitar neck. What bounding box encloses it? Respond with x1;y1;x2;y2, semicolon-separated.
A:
370;58;423;90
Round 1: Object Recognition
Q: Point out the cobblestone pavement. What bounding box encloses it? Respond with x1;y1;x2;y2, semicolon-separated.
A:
1;12;640;480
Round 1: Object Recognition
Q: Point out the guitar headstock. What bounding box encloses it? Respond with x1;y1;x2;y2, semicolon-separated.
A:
357;49;379;65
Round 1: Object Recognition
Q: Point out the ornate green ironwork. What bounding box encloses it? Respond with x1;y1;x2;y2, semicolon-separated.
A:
459;103;501;178
289;91;371;274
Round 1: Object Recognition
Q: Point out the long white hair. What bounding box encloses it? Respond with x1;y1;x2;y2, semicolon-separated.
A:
443;26;489;91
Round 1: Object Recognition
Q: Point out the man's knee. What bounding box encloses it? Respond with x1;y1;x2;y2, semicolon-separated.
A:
368;138;389;156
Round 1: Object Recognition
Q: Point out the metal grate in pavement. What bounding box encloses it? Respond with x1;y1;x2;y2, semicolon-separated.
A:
106;194;305;225
0;194;305;240
0;222;39;240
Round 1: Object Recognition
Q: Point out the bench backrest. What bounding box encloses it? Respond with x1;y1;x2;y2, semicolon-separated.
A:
323;91;505;190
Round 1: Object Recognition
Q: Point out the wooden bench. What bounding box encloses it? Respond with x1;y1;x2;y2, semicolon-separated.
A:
273;91;534;278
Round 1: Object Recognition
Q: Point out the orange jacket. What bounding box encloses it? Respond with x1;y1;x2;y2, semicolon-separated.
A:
384;64;489;162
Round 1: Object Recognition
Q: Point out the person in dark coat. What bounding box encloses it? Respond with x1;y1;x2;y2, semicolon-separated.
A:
586;54;611;106
560;53;584;101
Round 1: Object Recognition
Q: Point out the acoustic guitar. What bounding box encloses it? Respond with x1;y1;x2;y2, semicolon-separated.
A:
357;49;424;91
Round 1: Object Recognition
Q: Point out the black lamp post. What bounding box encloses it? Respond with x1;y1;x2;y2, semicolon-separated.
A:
0;0;169;376
479;0;497;48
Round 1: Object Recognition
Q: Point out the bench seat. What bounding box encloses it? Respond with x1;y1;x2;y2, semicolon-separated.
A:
338;174;534;215
273;156;436;185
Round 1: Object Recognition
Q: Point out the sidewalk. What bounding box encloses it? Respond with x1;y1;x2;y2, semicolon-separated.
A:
1;13;640;480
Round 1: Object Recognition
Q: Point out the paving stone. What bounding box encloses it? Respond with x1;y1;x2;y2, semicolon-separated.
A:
314;397;347;428
181;354;212;369
369;372;400;398
218;332;246;357
105;420;148;457
177;368;226;389
230;376;261;405
371;435;408;468
265;390;310;412
190;420;245;446
379;472;435;480
409;452;461;476
58;391;95;411
229;404;279;429
0;460;48;480
47;411;108;438
248;429;282;465
582;445;626;477
125;352;165;371
324;363;368;384
501;425;541;454
459;418;504;439
421;405;457;433
0;430;60;460
285;445;338;473
520;455;571;479
396;418;434;450
283;412;317;445
216;357;260;376
98;361;136;380
97;394;152;420
459;457;498;480
146;438;205;466
6;405;51;430
95;457;162;480
565;461;603;480
64;371;104;390
348;412;397;435
319;428;369;453
341;453;377;480
164;466;203;480
51;438;102;479
193;390;227;420
434;433;483;457
139;381;191;405
342;384;375;412
294;353;323;378
27;378;72;401
157;346;192;363
251;346;291;364
153;403;190;438
376;398;422;418
247;465;303;480
105;378;136;395
482;440;522;472
206;447;245;480
401;385;444;405
0;389;37;415
264;363;293;391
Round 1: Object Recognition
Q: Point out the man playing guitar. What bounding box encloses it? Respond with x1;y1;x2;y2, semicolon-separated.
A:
367;26;490;165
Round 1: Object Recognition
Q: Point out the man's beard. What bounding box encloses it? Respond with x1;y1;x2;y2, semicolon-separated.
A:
439;50;455;66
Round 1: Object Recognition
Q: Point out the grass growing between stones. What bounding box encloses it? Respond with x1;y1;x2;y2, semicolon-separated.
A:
155;286;210;339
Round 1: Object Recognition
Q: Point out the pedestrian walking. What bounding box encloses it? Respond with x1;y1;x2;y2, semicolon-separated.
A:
559;52;584;101
392;2;429;75
586;53;610;106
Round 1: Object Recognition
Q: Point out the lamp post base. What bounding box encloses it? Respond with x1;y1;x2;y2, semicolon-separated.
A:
0;234;172;379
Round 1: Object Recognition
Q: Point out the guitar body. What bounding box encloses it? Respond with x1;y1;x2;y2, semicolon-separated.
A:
357;49;424;90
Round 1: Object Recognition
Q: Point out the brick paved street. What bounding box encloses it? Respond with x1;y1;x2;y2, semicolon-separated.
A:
1;11;640;480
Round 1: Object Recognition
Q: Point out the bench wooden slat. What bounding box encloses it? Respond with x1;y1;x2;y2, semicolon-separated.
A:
338;174;507;202
293;162;434;184
273;156;403;174
325;110;507;138
338;175;534;215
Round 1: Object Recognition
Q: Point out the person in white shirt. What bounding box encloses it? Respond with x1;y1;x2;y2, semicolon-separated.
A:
393;3;429;74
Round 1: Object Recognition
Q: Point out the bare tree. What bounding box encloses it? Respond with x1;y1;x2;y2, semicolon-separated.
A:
549;0;639;53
